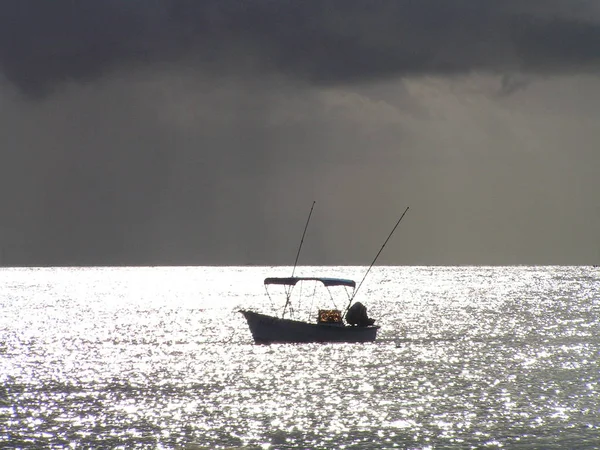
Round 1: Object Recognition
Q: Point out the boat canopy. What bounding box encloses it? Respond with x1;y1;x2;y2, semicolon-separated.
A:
264;277;356;288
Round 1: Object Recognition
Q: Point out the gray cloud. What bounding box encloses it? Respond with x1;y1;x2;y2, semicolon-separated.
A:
1;1;600;266
1;1;600;96
2;71;599;266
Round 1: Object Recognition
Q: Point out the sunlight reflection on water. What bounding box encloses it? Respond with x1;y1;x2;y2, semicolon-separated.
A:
1;266;599;448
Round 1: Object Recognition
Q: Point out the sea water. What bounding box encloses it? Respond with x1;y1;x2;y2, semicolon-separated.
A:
1;266;599;449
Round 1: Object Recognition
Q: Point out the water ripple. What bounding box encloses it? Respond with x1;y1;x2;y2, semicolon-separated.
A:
1;266;599;448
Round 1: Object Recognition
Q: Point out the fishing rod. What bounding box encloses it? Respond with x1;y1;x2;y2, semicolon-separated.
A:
346;206;409;314
282;201;316;319
291;200;316;278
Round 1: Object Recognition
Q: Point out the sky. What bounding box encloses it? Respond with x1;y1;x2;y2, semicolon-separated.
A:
1;0;599;266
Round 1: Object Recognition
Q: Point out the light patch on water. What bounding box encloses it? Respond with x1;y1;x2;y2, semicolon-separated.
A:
1;266;599;448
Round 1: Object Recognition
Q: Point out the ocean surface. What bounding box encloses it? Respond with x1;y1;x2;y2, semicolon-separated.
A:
1;266;599;449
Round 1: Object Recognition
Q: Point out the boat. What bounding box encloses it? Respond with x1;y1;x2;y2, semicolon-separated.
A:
240;276;379;344
239;202;409;344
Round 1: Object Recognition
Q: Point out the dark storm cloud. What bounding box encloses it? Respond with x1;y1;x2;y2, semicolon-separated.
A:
2;1;600;267
1;0;600;95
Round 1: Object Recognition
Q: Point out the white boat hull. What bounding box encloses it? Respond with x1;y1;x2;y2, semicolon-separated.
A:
240;310;379;344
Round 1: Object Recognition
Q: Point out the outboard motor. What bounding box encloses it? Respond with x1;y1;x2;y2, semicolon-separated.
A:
346;302;375;326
